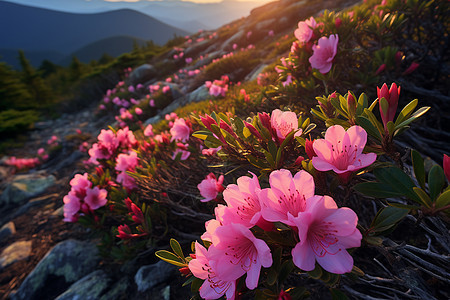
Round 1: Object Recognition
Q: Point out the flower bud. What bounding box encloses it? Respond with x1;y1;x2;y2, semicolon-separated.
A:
444;154;450;182
402;62;419;75
375;63;386;75
305;138;316;159
244;121;262;139
377;83;400;128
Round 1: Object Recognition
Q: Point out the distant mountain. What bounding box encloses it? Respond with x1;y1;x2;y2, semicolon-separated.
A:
59;36;148;66
0;1;190;66
1;0;270;31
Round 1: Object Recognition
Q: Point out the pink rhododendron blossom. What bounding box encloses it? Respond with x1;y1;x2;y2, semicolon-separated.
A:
189;242;237;300
170;118;190;142
377;83;400;128
258;169;315;226
185;57;193;64
149;99;155;107
63;193;80;222
221;173;270;230
115;151;139;172
289;195;362;274
37;148;45;156
212;223;273;289
116;127;137;148
116;171;137;190
84;186;108;210
172;148;190;160
144;124;154;137
202;146;222;156
312;125;376;182
135;107;143;115
270;109;302;141
309;34;339;74
70;173;92;197
444;154;450;182
198;173;225;202
162;85;171;94
294;17;317;44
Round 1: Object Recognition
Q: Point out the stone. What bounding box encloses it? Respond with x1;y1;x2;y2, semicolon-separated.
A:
0;221;16;242
134;261;177;293
186;85;210;104
128;64;157;86
221;29;245;50
11;239;100;300
0;240;32;269
55;270;111;300
245;64;270;82
0;171;55;208
100;277;129;300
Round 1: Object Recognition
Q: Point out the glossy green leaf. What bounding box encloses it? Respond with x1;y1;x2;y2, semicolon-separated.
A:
356;116;382;140
356;93;368;115
374;167;422;204
363;108;384;138
155;250;186;267
411;149;425;189
170;239;185;262
394;99;418;126
192;130;213;140
395;106;430;129
428;165;445;201
436;190;450;209
370;206;409;233
353;182;403;198
413;187;432;208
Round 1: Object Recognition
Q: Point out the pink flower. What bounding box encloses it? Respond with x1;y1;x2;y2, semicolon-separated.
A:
37;148;45;156
202;146;222;156
170;118;190;142
377;83;400;128
162;85;171;94
309;34;339;74
116;127;137;148
211;223;273;289
135;107;143;115
172;148;190;160
70;173;92;198
221;173;269;230
149;99;155;107
294;17;317;44
116;171;137;190
144;124;154;137
115;151;138;172
185;57;193;64
189;242;237;300
289;195;362;274
63;193;81;222
84;186;108;210
312;125;377;180
258;169;315;226
444;154;450;182
270;109;302;141
198;173;225;202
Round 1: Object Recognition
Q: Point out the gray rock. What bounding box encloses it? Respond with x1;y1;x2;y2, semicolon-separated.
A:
55;270;111;300
12;239;100;300
0;171;55;207
100;277;129;300
255;19;276;31
221;29;245;50
134;261;177;293
129;64;157;86
246;64;270;82
186;85;210;103
0;240;32;269
0;221;16;242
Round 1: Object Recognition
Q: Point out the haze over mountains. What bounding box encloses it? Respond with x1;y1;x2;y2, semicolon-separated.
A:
0;0;268;68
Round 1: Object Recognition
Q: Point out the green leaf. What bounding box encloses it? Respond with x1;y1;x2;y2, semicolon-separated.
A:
192;130;212;141
356;93;368;115
155;250;186;267
353;182;403;198
331;288;349;300
308;265;323;279
395;106;430;129
363;108;385;138
428;165;445;201
356;116;382;140
411;150;425;189
436;190;450;209
242;127;251;138
278;259;295;285
191;277;204;293
413;187;432;208
379;97;389;120
386;121;395;137
170;239;185;262
374;167;422;204
275;129;296;166
370;206;409;233
394;99;418;126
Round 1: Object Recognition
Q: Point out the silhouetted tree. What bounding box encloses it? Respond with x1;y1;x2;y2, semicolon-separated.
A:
0;62;32;110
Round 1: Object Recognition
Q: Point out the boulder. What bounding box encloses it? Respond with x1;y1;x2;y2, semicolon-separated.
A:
134;261;177;293
186;85;210;103
55;270;111;300
129;64;157;86
0;171;55;207
11;239;100;300
0;221;16;242
0;240;32;270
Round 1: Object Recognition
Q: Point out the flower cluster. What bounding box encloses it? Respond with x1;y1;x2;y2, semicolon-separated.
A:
205;75;230;97
188;168;361;299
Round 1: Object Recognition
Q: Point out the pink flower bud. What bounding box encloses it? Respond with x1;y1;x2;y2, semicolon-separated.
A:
444;154;450;182
305;138;316;159
377;83;400;128
375;63;386;75
131;203;144;224
402;62;419;75
295;156;305;165
244;121;262;139
335;17;342;28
